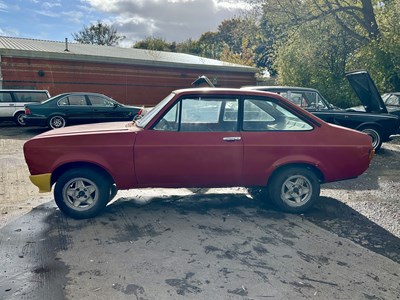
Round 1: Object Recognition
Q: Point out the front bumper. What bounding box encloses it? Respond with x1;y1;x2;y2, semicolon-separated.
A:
29;173;52;192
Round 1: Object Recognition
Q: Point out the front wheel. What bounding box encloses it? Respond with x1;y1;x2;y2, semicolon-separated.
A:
54;168;110;219
268;167;320;213
48;115;66;129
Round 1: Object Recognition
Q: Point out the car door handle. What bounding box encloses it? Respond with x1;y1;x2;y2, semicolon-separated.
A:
223;137;241;141
9;104;15;106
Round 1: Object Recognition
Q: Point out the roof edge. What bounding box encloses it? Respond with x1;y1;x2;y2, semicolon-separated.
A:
0;48;257;74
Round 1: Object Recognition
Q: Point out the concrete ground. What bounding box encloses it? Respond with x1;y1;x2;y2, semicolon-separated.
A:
0;123;399;300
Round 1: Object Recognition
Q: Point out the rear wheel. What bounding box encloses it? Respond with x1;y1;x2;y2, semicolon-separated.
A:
360;126;382;151
48;115;66;129
14;112;26;126
54;168;110;219
268;167;320;213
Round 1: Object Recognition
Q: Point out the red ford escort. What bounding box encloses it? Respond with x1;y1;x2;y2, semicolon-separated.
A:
23;88;374;219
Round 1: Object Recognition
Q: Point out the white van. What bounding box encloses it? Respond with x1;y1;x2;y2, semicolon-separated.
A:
0;90;51;125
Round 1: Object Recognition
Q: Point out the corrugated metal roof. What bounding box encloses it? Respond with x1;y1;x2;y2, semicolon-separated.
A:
0;36;257;73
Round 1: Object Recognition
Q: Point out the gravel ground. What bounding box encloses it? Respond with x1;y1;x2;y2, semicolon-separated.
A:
321;140;400;238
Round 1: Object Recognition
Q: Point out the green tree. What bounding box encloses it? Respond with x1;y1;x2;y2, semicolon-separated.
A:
72;21;125;46
220;39;256;67
255;0;400;92
197;31;224;59
133;36;173;51
176;39;202;55
347;1;400;92
274;18;359;107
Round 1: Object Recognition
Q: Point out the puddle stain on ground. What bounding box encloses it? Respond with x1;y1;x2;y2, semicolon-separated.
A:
112;282;146;299
165;272;202;296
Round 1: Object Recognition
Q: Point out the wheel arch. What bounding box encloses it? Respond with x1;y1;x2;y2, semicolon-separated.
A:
355;123;384;150
266;163;325;186
355;122;384;133
48;112;68;118
13;109;25;118
51;162;115;187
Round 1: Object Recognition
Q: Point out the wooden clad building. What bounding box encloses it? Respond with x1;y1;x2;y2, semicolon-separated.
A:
0;37;257;106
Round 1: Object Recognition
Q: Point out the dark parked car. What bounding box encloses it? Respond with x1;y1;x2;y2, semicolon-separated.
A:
243;71;400;150
24;92;142;129
352;92;400;118
24;88;374;219
382;93;400;117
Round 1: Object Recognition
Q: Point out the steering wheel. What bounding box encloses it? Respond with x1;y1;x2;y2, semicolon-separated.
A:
157;118;173;131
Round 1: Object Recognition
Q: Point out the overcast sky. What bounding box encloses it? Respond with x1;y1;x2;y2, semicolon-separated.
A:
0;0;250;47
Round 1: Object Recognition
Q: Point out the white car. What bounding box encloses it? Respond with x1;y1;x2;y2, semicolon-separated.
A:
0;90;50;125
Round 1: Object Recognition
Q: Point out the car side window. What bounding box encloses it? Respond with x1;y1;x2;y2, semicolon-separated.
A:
59;95;87;106
243;98;313;131
303;91;328;109
0;92;13;102
89;95;114;107
153;101;180;131
13;92;48;103
153;97;238;132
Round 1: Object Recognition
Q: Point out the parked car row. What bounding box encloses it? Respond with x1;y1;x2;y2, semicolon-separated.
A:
0;90;142;128
9;70;400;219
2;71;399;151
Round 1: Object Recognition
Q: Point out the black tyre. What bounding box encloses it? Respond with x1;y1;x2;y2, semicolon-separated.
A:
54;168;110;219
268;167;320;213
48;115;66;129
14;111;26;126
360;126;382;151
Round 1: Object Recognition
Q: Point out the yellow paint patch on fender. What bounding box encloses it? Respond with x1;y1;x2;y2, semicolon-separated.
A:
29;173;52;193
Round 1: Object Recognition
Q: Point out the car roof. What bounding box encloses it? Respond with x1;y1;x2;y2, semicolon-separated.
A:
0;89;49;92
55;92;107;96
172;87;284;96
242;86;320;93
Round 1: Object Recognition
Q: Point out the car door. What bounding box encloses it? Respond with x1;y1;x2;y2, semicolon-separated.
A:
58;95;92;123
134;95;244;187
87;94;124;122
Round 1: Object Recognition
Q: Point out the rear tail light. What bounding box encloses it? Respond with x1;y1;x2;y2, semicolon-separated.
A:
25;108;31;115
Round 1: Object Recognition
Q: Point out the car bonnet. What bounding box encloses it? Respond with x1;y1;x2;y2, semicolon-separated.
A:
345;70;388;113
33;121;138;139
